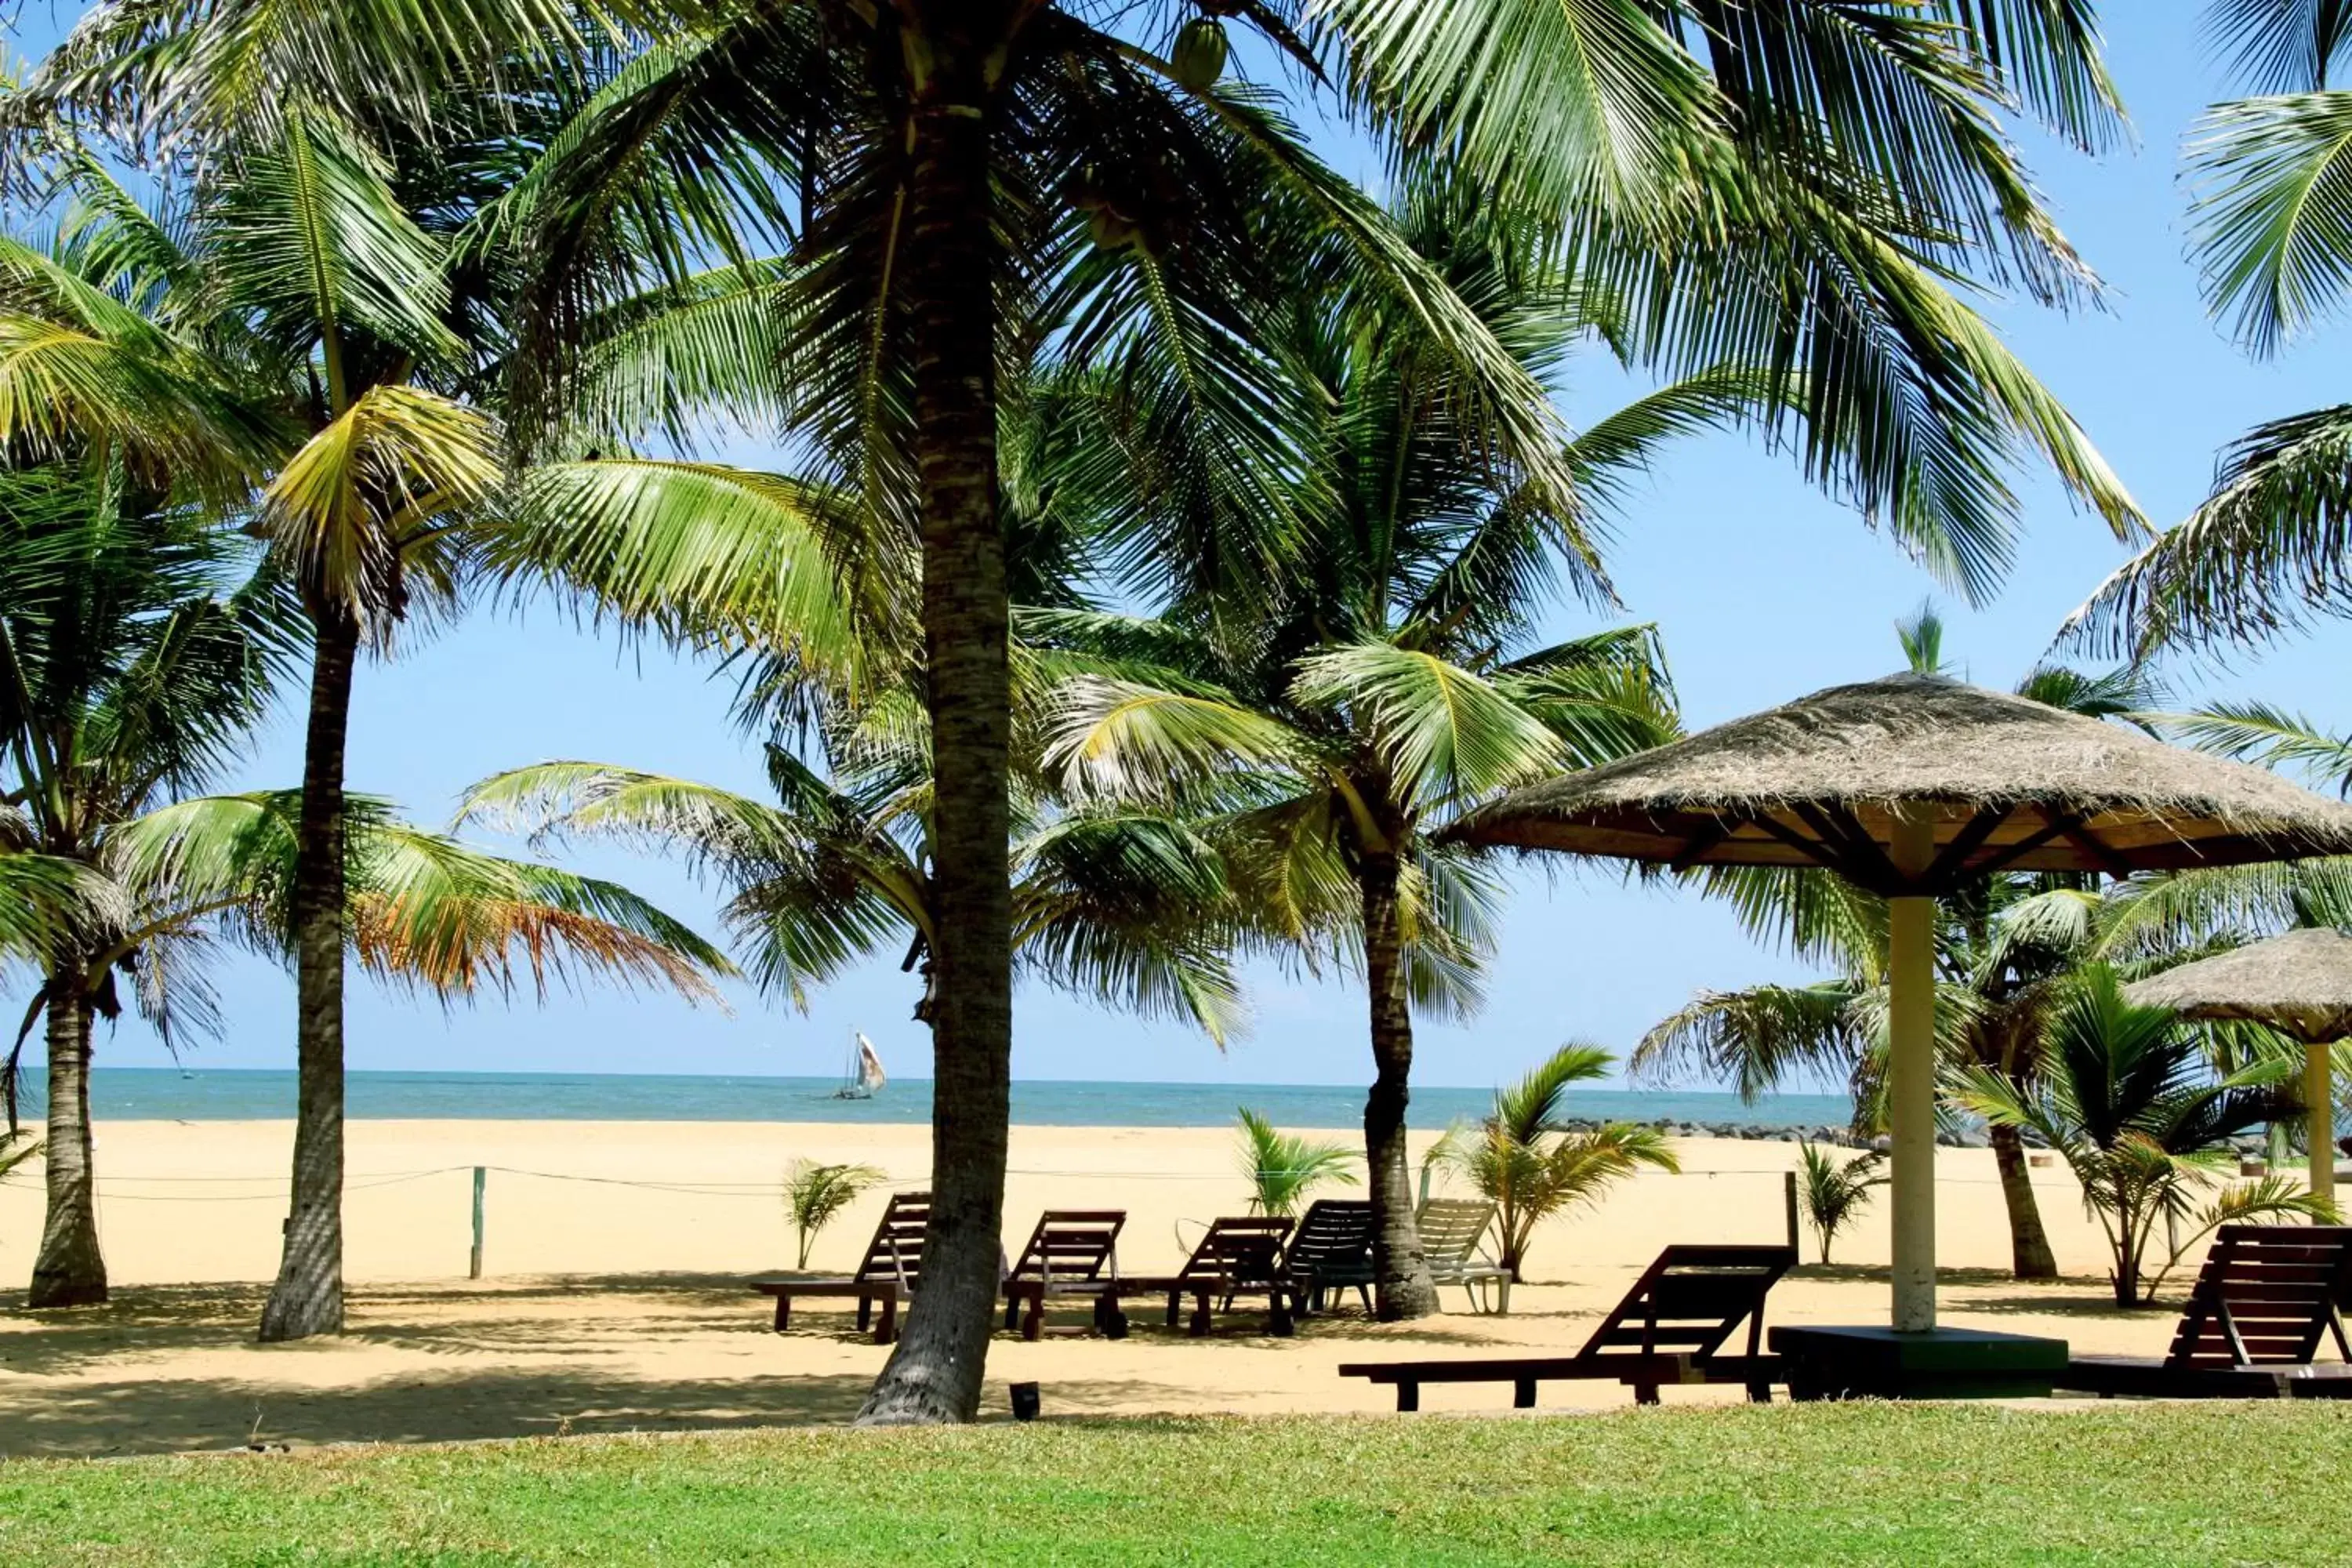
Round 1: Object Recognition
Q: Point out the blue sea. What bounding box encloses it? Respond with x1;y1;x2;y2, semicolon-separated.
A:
76;1069;1849;1131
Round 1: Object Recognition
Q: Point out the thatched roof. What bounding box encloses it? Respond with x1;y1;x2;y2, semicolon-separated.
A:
2122;929;2352;1042
1448;673;2352;895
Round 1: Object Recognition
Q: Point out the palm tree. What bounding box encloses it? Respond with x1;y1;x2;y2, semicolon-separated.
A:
1234;1108;1357;1218
28;779;731;1299
0;459;294;1306
30;0;2142;1418
1036;170;1741;1319
1955;964;2331;1305
0;76;848;1339
784;1160;886;1269
1432;1044;1676;1281
1795;1142;1887;1265
1047;618;1679;1319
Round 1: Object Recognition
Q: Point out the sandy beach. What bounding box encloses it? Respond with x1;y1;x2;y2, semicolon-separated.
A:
0;1119;2207;1454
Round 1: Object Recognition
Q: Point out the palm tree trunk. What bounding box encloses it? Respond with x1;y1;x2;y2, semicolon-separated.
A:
857;45;1014;1425
1989;1123;2058;1280
2110;1202;2140;1307
1359;852;1436;1320
260;615;357;1342
27;975;106;1307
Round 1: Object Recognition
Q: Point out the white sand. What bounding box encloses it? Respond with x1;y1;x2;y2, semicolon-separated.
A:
0;1119;2188;1454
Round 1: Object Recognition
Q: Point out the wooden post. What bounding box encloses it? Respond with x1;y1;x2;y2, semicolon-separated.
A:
1887;807;1938;1334
469;1166;486;1280
1784;1169;1801;1258
2309;1042;2337;1208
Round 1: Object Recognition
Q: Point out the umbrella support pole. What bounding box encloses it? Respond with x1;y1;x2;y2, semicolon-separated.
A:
1888;811;1937;1333
2310;1042;2337;1208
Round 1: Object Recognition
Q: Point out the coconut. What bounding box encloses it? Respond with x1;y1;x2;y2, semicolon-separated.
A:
1172;18;1229;92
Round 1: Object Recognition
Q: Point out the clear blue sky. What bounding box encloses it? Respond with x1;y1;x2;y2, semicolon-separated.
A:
32;4;2352;1091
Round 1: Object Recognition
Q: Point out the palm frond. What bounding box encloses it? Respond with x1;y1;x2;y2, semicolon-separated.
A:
2155;701;2352;794
1308;0;1724;216
1236;1105;1357;1217
213;103;466;383
1288;641;1564;808
105;789;733;1002
2187;89;2352;356
2064;403;2352;653
2210;0;2352;92
1635;979;1871;1103
1047;674;1310;802
260;383;498;635
495;457;891;688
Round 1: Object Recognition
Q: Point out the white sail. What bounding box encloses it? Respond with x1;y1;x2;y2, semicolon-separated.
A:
856;1032;887;1093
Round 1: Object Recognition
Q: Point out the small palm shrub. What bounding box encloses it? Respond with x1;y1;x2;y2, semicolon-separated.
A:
1955;965;2335;1305
1433;1043;1679;1280
1796;1141;1885;1264
1236;1108;1356;1218
783;1159;886;1269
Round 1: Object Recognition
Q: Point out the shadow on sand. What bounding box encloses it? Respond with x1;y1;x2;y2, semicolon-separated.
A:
0;1274;1411;1454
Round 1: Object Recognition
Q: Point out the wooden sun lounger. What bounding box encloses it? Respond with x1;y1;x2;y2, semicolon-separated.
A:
2058;1225;2352;1399
1418;1198;1512;1314
1339;1243;1797;1410
1002;1210;1128;1340
1285;1199;1376;1316
750;1190;928;1345
1114;1215;1298;1336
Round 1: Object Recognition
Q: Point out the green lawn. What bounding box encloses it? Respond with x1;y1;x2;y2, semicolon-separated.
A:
0;1404;2340;1566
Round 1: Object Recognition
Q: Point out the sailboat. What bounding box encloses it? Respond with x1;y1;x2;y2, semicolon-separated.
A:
833;1031;886;1100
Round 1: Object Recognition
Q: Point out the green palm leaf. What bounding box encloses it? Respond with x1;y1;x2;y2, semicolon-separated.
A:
260;383;500;633
2065;404;2352;653
497;457;890;689
215;105;466;393
1289;642;1565;807
2209;0;2352;92
106;789;733;1001
2187;90;2352;356
1308;0;1724;215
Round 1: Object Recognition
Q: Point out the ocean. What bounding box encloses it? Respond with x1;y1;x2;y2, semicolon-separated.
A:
71;1069;1850;1131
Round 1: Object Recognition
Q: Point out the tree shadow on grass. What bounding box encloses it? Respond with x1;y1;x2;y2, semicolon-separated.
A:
0;1367;887;1457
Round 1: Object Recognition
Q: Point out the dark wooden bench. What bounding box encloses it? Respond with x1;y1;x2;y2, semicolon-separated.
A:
1341;1243;1797;1410
750;1190;927;1345
1002;1210;1128;1340
1342;1351;1788;1410
1285;1199;1375;1316
1115;1215;1296;1336
2060;1225;2352;1399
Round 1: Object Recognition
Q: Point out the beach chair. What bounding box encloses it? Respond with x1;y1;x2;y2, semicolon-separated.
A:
750;1189;928;1345
1002;1210;1128;1340
1339;1243;1797;1410
2058;1225;2352;1399
1114;1215;1298;1336
1417;1198;1512;1314
1284;1199;1377;1316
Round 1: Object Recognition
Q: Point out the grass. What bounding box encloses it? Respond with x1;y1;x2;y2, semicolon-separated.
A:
0;1404;2342;1565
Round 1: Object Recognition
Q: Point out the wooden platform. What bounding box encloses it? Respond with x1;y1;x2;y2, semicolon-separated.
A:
1769;1325;2069;1400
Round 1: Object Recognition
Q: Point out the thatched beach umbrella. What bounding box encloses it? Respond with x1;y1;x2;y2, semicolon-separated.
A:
1450;673;2352;1332
2125;928;2352;1204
